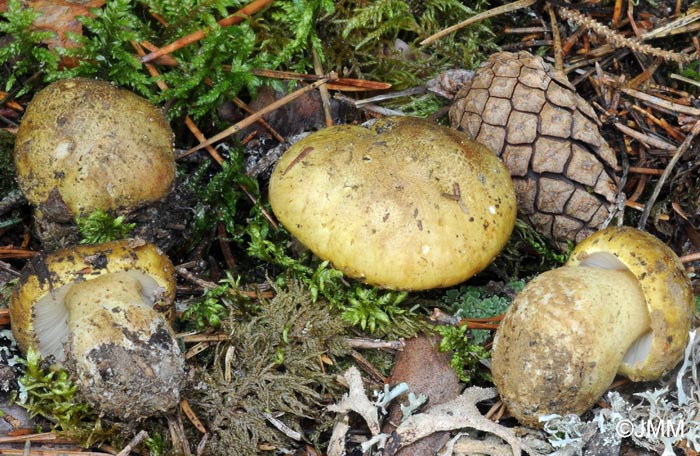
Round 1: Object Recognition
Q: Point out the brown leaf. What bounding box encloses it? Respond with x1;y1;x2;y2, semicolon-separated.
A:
1;1;106;67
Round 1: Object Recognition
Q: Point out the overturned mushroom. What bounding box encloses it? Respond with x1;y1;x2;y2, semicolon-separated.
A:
491;226;694;427
268;116;517;290
10;239;184;419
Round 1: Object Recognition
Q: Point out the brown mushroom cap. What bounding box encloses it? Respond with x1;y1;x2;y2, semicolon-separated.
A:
14;78;175;220
268;116;517;290
566;226;694;380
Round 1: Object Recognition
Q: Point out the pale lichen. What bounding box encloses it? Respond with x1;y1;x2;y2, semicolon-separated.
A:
537;330;700;455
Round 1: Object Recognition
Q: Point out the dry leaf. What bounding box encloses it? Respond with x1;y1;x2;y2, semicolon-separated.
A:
385;387;522;456
0;0;106;67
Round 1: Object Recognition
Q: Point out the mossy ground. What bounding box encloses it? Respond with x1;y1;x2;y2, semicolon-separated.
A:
2;1;699;455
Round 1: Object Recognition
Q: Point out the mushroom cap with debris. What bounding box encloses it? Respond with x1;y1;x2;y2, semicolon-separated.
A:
10;239;183;418
268;116;517;290
14;78;175;221
491;226;694;427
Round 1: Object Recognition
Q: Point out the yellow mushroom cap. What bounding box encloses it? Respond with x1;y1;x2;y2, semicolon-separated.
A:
10;239;182;418
268;116;517;290
14;78;175;219
492;265;649;426
566;226;694;381
10;239;176;358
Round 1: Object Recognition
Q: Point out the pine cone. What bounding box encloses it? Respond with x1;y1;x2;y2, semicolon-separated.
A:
449;51;619;245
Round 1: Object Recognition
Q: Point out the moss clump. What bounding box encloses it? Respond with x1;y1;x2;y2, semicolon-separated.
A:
188;281;350;455
320;0;496;90
0;129;16;198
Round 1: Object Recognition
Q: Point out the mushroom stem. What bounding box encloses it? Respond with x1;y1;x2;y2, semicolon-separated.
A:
492;265;649;425
65;272;160;357
63;271;183;417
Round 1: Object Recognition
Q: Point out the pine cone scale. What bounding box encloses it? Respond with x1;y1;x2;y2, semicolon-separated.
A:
449;51;620;245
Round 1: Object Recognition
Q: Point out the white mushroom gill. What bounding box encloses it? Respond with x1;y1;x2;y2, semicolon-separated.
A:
577;251;627;270
32;269;164;363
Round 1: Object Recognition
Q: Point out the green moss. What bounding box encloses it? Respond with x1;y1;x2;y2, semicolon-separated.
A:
12;347;114;447
188;281;350;454
75;210;136;244
0;129;16;198
320;0;496;90
436;279;526;383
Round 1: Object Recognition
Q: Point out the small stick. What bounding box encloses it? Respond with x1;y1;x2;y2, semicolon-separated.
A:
0;432;59;444
420;0;538;46
175;267;274;298
0;260;20;278
217;222;237;270
627;57;663;89
484;400;504;420
313;49;333;127
620;87;700;117
184;77;335;155
116;430;148;456
334;93;405;116
248;68;391;91
612;0;624;28
0;91;23;111
613;122;676;151
546;4;563;72
627;166;664;176
230;97;285;143
626;200;670;221
180;333;229;343
282;146;315;175
346;338;405;351
0;246;38;259
629;104;686;143
350;350;386;384
638;121;700;229
263;412;302;440
140;0;275;63
196;433;209;456
457;319;500;330
679;252;700;264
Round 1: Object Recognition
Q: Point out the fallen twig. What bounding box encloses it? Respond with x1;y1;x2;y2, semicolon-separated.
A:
621;87;700;117
140;0;275;63
115;430;148;456
184;76;335;155
248;68;391;92
346;337;405;351
638;121;700;229
420;0;538;46
0;246;38;260
613;122;676;151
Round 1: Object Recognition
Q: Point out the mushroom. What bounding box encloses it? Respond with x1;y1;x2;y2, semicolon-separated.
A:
268;116;517;290
13;78;175;223
491;226;694;427
10;239;184;419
